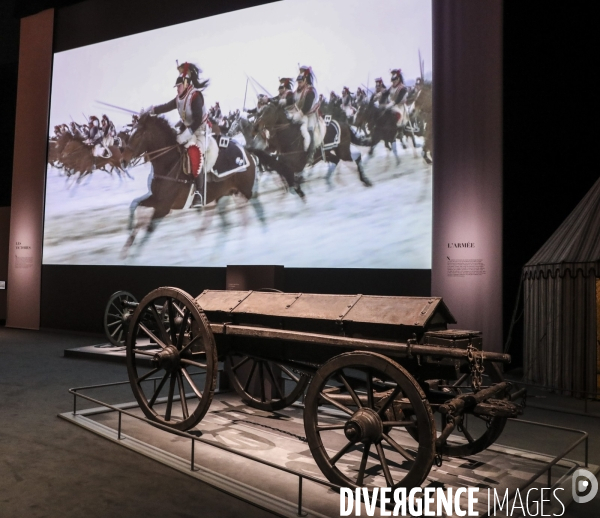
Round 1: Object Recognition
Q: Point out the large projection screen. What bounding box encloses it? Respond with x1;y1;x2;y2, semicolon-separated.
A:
43;0;432;269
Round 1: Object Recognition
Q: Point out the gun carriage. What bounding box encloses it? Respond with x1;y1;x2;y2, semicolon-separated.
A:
111;287;523;490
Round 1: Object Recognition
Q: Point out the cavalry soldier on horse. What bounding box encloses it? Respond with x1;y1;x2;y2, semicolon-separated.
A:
385;68;409;128
341;86;355;120
293;65;320;166
124;114;139;135
406;76;423;104
355;87;367;105
70;121;86;140
101;114;118;151
246;94;270;131
273;77;295;109
372;77;388;106
150;62;217;208
212;102;222;121
329;90;341;107
85;115;111;159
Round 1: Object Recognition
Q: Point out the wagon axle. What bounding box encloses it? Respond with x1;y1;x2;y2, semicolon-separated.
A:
344;408;384;444
152;345;181;372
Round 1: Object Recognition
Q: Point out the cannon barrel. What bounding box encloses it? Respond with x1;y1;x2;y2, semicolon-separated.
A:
217;324;512;363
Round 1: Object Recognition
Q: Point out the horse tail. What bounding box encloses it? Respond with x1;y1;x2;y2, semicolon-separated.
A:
349;127;371;147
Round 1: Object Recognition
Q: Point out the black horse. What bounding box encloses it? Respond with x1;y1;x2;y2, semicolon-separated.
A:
120;113;264;256
354;97;402;165
250;103;372;193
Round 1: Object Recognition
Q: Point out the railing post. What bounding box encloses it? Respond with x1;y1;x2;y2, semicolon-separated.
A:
73;391;77;415
118;412;122;440
191;439;195;471
297;475;303;516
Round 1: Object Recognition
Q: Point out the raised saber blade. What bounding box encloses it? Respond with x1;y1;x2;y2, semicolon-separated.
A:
95;100;138;115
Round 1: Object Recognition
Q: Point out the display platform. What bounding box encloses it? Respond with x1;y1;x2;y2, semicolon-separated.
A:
59;391;596;518
64;343;141;364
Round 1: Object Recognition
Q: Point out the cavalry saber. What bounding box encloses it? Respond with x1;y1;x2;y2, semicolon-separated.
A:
243;77;249;112
361;84;375;95
246;74;273;98
95;100;138;115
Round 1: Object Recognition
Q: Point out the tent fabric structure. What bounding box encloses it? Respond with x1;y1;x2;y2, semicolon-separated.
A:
523;176;600;397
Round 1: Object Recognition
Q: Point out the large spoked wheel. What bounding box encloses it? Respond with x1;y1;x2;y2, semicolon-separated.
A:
225;354;310;411
304;352;436;490
126;287;217;431
104;291;137;346
435;361;508;457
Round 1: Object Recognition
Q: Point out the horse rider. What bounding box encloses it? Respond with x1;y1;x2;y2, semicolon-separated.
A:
101;114;117;149
84;116;111;158
125;113;139;134
404;77;425;132
246;94;270;124
293;65;320;166
385;69;409;128
150;62;218;208
372;78;389;107
355;87;367;105
70;121;85;140
329;90;341;107
406;77;423;104
341;86;355;120
271;77;294;109
213;102;222;122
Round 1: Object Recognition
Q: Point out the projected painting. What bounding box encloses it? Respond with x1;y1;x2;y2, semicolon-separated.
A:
43;0;433;268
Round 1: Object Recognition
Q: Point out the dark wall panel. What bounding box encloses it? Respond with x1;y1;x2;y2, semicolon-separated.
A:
285;269;431;298
41;265;225;333
40;265;430;333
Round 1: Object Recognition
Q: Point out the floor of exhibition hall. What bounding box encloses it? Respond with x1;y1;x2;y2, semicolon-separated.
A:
1;326;599;518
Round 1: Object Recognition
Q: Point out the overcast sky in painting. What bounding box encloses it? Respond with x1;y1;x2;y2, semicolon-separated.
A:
48;0;432;129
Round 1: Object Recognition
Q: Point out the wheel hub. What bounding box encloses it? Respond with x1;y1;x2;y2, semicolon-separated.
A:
344;407;383;443
153;345;180;371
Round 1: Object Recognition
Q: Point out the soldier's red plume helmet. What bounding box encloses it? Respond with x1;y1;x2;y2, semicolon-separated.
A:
279;77;294;90
390;69;404;83
175;61;208;90
297;65;315;85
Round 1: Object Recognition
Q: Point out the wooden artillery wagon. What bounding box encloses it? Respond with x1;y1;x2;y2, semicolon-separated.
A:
117;287;524;490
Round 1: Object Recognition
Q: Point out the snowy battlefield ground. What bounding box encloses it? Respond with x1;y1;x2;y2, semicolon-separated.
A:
42;140;432;269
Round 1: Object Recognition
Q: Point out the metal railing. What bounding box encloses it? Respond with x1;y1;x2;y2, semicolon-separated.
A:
478;418;588;517
66;380;590;517
69;376;340;516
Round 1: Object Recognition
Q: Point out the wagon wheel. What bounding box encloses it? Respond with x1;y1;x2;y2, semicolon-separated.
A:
126;287;217;431
225;354;310;411
104;291;137;346
304;352;436;490
403;360;508;457
435;360;508;457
